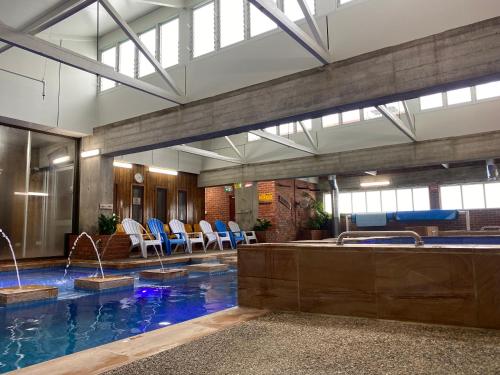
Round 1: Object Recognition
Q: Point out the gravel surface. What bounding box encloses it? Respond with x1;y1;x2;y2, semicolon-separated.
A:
106;312;500;375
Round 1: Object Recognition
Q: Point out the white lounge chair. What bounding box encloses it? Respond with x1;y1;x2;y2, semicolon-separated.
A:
169;219;205;253
228;221;258;244
122;218;163;258
199;220;233;250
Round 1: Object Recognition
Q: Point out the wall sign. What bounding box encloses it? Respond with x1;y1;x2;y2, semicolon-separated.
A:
259;192;273;203
224;185;233;193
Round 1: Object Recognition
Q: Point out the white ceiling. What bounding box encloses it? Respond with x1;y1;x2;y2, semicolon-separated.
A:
0;0;159;38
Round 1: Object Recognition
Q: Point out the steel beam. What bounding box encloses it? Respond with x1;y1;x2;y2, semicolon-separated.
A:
0;0;97;54
298;120;318;151
0;21;185;104
296;0;326;50
249;130;318;155
171;145;244;164
247;0;331;65
133;0;185;7
100;0;183;96
402;100;415;132
224;136;245;161
376;105;416;142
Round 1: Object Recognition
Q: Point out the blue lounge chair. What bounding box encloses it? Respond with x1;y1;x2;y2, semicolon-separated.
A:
215;220;244;248
147;218;186;255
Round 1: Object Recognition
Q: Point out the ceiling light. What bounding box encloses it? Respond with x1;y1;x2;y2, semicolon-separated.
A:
113;161;133;169
360;181;390;188
149;166;178;176
14;192;49;197
364;171;377;176
81;149;100;158
53;155;70;164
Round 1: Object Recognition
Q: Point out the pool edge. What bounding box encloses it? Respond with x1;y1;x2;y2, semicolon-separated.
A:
10;306;267;375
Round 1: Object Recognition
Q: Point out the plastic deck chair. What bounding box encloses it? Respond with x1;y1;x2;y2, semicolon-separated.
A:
200;220;233;250
215;220;244;248
122;218;162;258
169;219;205;253
147;218;187;256
229;221;258;244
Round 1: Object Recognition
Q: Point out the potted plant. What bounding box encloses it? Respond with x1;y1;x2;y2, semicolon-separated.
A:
302;193;331;240
253;218;273;243
68;213;131;260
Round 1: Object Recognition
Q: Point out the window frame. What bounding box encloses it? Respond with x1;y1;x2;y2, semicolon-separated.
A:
160;17;180;69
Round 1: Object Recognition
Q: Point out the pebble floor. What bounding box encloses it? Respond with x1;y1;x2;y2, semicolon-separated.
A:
106;312;500;375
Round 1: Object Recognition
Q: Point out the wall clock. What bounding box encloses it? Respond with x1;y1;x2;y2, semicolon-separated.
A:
134;173;144;184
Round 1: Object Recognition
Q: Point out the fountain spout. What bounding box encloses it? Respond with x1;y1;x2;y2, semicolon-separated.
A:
0;229;21;288
65;232;105;279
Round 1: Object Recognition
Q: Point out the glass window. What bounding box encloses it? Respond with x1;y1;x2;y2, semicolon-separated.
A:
220;0;244;48
193;2;215;57
322;114;339;128
440;185;462;209
447;87;471;105
485;183;500;208
119;40;135;78
296;119;312;133
250;0;277;37
138;29;156;77
284;0;315;22
412;187;430;211
248;133;261;142
160;18;179;68
420;93;443;110
366;191;381;212
363;107;382;120
264;126;277;134
178;190;187;223
381;190;397;212
279;123;294;136
476;81;500;100
342;109;360;124
462;184;485;209
386;101;405;115
100;47;116;91
396;189;413;211
323;193;332;214
352;192;366;213
339;193;352;214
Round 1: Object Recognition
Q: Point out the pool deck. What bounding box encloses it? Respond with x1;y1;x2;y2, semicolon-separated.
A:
0;250;237;272
10;307;267;375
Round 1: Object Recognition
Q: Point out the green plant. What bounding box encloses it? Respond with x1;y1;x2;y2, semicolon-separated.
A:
98;213;119;235
253;218;272;231
302;193;331;230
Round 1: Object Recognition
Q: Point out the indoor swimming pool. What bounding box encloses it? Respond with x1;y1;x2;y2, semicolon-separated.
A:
0;264;237;373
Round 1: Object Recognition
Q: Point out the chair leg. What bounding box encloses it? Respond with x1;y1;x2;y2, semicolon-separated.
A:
140;243;147;258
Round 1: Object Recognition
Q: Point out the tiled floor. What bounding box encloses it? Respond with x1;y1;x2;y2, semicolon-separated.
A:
105;312;500;375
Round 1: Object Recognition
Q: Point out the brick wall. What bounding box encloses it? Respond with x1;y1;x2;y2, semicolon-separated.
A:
204;180;321;242
205;186;231;223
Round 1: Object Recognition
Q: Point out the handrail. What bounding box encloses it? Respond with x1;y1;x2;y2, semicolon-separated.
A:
336;231;424;246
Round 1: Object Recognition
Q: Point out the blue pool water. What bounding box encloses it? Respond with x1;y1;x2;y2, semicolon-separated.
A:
356;236;500;245
0;264;237;373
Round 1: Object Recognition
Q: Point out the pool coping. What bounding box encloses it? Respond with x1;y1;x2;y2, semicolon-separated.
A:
10;306;267;375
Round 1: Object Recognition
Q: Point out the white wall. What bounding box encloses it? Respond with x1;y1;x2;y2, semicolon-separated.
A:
0;37;97;135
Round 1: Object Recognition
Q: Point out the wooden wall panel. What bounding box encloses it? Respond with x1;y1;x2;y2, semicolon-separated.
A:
113;164;205;226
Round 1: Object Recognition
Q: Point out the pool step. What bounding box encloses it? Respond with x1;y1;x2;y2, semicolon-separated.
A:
139;268;188;281
74;276;134;291
0;285;58;306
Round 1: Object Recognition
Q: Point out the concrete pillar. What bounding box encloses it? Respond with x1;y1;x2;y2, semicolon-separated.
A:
79;154;114;233
234;184;258;231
